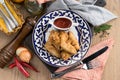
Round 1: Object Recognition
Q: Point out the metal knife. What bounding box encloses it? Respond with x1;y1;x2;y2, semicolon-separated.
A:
51;46;108;78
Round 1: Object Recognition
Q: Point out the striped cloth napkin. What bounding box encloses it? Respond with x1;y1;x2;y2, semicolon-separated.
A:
55;38;114;80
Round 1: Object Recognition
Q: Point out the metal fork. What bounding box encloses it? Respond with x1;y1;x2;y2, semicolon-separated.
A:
51;61;99;79
0;0;18;28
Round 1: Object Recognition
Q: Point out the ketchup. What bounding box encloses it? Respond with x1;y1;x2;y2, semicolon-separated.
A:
54;18;72;28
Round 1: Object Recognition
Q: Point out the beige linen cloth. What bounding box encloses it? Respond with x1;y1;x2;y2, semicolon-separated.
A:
55;38;114;80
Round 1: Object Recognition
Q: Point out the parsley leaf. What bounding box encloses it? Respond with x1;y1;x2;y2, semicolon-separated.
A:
94;24;112;34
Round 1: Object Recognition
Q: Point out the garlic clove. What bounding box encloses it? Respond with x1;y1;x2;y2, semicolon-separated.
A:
19;50;32;63
16;47;32;63
16;47;28;56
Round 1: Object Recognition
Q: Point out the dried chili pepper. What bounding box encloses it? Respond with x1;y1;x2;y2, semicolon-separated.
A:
8;57;39;79
14;57;30;78
9;61;39;72
8;63;16;69
21;62;39;72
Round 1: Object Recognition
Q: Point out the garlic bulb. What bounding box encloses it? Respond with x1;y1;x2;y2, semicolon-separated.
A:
16;47;32;63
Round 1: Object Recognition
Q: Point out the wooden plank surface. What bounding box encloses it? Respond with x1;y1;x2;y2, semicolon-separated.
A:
0;0;120;80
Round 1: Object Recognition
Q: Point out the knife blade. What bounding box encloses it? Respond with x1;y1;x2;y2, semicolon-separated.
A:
51;46;108;78
82;46;108;64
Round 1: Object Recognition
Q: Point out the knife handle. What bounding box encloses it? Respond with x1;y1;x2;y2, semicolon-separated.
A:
51;61;83;78
0;17;36;68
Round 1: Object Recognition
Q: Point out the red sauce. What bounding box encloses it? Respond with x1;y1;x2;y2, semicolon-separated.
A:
54;18;72;28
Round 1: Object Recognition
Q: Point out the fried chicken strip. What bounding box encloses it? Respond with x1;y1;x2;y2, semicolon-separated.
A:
68;31;80;50
44;30;61;58
61;51;71;60
60;31;77;55
50;30;61;50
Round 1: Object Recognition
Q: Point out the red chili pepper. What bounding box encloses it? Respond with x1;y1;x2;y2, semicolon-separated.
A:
21;62;39;72
14;57;30;78
8;63;16;69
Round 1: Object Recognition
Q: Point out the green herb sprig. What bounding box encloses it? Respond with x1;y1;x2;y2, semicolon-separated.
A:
94;24;112;34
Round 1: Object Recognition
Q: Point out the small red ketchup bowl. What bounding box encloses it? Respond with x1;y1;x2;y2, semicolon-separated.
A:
50;17;73;30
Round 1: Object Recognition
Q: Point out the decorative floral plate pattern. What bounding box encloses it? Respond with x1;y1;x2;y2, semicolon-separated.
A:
32;10;92;67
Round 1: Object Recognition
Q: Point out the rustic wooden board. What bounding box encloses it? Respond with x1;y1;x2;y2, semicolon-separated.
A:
0;0;120;80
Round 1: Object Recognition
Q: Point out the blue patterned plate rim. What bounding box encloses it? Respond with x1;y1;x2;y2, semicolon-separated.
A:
32;9;92;67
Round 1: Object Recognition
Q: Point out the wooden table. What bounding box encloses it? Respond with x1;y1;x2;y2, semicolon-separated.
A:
0;0;120;80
